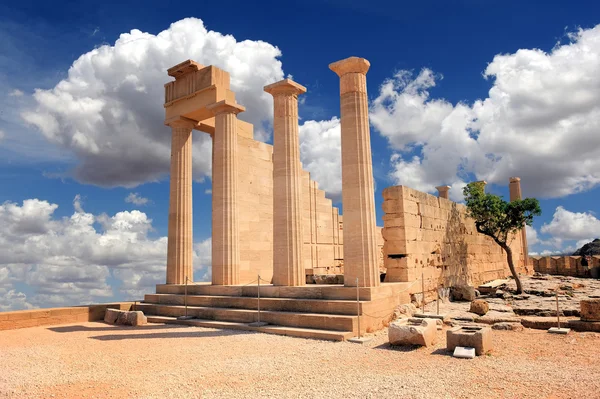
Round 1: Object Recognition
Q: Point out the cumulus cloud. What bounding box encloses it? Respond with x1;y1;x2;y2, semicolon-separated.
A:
0;197;211;310
21;18;284;188
299;117;342;201
9;89;24;97
125;192;150;206
541;206;600;242
371;24;600;199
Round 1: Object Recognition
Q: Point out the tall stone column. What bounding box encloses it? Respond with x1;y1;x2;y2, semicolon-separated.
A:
166;119;195;284
208;100;245;285
264;79;307;286
436;185;451;199
509;177;529;268
330;57;380;288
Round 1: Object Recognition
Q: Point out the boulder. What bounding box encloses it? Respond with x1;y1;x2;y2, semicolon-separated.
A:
451;285;476;302
104;309;147;326
393;303;417;320
388;317;437;347
470;299;489;316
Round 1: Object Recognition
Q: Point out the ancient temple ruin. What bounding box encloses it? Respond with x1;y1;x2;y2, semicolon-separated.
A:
137;56;530;340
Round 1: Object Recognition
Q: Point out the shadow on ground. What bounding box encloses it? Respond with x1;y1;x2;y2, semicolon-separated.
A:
89;328;250;341
48;323;188;333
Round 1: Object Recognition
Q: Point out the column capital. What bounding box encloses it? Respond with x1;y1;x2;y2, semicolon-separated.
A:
264;78;307;96
165;117;197;129
329;56;370;77
207;100;246;116
509;176;521;183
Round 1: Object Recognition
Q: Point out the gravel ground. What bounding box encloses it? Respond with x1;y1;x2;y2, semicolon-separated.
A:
1;322;599;399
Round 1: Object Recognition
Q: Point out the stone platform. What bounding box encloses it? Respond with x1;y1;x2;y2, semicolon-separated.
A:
138;282;412;340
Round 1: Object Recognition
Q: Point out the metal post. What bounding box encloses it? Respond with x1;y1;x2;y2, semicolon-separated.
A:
436;286;440;315
421;272;425;314
556;291;560;329
257;274;261;324
356;277;361;339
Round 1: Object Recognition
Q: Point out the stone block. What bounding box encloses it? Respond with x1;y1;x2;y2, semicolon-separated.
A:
446;325;492;356
453;346;476;359
580;298;600;321
388;317;437;347
104;309;147;326
451;285;476;302
469;299;489;316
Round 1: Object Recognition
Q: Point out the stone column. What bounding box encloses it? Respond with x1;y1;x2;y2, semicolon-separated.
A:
330;57;379;288
208;100;245;285
436;185;451;199
265;79;307;286
166;119;196;284
509;177;529;268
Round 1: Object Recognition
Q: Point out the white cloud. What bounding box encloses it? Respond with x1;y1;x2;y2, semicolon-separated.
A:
371;24;600;199
299;117;342;201
0;196;211;310
541;206;600;242
0;129;4;142
21;17;284;188
125;192;150;206
204;189;212;195
9;89;24;97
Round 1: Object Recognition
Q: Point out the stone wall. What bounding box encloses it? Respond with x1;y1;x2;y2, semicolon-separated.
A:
381;186;527;292
531;256;600;278
236;133;383;284
0;302;134;331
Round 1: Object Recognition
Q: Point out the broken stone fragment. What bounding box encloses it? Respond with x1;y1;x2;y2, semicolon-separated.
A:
104;309;147;326
451;285;476;302
469;299;489;316
388;317;437;347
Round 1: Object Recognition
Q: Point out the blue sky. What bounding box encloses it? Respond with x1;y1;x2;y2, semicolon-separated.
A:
1;0;599;309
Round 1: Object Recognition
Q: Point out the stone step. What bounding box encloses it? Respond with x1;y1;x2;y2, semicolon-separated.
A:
137;303;357;332
144;294;362;315
146;316;354;341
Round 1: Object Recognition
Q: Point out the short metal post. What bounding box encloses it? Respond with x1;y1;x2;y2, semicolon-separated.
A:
421;272;425;314
556;291;560;329
257;274;261;324
356;277;361;339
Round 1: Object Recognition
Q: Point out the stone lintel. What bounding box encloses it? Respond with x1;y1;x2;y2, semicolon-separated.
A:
207;100;245;115
164;116;197;129
329;56;370;77
167;59;205;78
264;78;307;96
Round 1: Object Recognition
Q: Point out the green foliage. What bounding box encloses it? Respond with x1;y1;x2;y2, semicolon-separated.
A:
463;182;541;245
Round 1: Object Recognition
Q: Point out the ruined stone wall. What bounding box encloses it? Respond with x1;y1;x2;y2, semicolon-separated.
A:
381;186;526;292
237;134;382;283
531;256;600;278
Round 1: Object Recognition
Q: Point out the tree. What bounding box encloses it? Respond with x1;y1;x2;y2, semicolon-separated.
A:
463;182;541;294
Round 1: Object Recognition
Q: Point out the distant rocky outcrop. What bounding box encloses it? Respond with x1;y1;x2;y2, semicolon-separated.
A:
573;239;600;257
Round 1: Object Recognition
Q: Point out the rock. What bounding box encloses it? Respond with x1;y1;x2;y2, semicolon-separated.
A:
446;325;492;356
393;304;417;320
104;309;147;326
451;285;476;302
470;299;489;316
388;318;437;347
580;298;600;321
492;322;524;332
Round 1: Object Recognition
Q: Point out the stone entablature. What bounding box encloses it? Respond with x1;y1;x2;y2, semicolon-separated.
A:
531;255;600;277
382;185;527;291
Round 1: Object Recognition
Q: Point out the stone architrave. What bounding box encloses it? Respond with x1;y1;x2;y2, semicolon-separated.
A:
329;57;380;288
509;177;529;268
264;79;307;286
166;119;196;284
436;185;451;199
208;100;246;285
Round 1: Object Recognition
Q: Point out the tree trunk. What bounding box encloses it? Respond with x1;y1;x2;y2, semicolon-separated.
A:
499;241;523;294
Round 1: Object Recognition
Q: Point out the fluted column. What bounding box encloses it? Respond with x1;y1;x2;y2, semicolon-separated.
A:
330;57;379;288
166;119;195;284
436;185;451;199
265;79;307;286
509;177;529;268
208;100;245;285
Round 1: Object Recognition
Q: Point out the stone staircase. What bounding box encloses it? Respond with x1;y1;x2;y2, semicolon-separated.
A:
138;283;412;341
